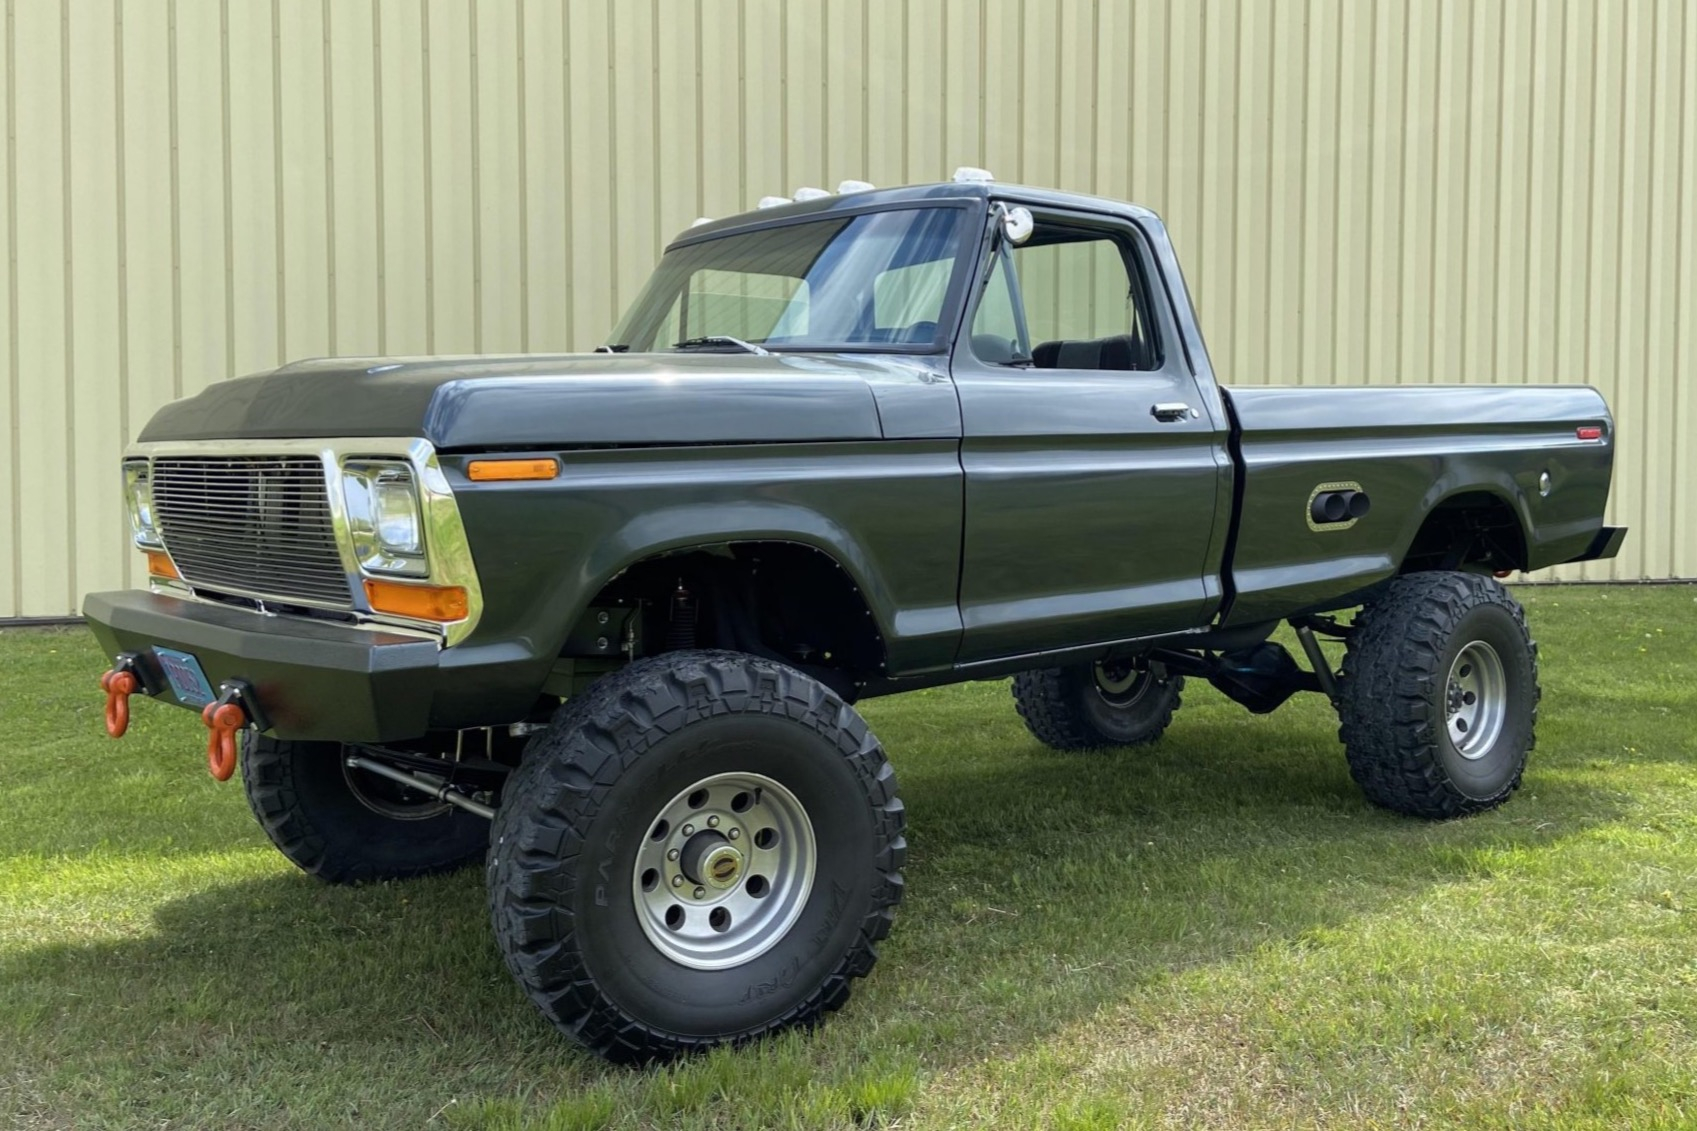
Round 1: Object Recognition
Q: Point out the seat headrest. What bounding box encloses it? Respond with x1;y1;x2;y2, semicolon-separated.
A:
1031;334;1144;371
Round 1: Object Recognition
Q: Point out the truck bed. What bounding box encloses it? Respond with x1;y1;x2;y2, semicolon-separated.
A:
1220;383;1615;625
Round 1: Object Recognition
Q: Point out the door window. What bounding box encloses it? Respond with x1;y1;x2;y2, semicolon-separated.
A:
971;223;1161;371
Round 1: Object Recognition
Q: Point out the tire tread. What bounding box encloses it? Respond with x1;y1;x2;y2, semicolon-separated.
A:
486;650;905;1063
1011;667;1183;751
1336;571;1539;819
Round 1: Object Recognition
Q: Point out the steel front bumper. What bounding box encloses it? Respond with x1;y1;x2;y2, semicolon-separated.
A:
83;590;440;742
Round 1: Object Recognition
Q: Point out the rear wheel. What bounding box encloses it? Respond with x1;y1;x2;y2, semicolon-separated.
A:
1012;660;1183;751
1337;571;1539;818
242;736;490;883
487;650;905;1063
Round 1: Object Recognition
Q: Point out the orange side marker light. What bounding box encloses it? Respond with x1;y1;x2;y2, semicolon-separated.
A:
100;669;139;737
145;550;179;579
467;457;559;482
363;578;470;622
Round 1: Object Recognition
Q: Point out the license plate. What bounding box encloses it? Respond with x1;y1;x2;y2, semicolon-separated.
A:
154;647;216;707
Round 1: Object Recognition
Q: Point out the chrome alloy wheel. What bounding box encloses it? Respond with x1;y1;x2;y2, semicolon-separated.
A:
631;771;817;970
1093;660;1153;708
1445;641;1507;759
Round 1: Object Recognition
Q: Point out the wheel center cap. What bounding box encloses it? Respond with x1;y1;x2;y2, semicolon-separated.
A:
703;845;744;889
680;831;744;891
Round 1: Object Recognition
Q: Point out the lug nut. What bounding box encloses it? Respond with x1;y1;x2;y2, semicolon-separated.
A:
667;848;680;861
728;828;740;840
707;815;720;828
672;875;684;888
681;824;694;836
693;886;706;899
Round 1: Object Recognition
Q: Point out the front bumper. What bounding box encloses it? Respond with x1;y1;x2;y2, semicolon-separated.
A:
84;590;441;741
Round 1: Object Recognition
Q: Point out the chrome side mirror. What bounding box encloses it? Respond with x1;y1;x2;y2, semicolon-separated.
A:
1001;206;1034;245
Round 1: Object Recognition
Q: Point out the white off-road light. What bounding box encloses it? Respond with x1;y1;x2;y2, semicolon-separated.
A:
342;460;427;576
952;166;995;183
792;186;830;202
836;179;875;193
690;216;713;227
756;195;791;209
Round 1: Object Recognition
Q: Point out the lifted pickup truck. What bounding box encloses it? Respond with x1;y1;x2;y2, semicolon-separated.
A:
85;174;1625;1062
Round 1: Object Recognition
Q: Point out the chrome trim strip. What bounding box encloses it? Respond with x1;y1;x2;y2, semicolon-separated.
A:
127;437;486;648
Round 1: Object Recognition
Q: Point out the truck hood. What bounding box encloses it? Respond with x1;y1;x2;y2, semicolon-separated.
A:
137;352;911;448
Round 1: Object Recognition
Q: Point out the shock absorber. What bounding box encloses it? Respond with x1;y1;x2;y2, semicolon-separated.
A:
666;581;698;651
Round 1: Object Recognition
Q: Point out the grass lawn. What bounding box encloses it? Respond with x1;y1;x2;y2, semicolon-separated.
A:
2;585;1696;1129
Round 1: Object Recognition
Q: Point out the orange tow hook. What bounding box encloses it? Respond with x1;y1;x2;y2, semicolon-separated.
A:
100;668;140;737
201;699;246;782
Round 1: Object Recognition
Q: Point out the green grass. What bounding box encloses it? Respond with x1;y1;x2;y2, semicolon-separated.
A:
3;585;1696;1129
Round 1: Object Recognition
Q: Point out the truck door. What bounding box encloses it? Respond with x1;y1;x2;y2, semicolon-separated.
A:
952;209;1230;663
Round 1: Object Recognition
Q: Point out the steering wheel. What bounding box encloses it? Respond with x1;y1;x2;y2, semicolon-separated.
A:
895;320;939;344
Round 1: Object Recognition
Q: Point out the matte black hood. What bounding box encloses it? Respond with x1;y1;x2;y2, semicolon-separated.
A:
138;353;895;449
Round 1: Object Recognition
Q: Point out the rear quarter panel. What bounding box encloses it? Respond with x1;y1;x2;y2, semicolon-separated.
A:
1222;384;1614;624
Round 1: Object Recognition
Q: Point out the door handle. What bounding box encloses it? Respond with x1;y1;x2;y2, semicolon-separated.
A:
1151;402;1197;422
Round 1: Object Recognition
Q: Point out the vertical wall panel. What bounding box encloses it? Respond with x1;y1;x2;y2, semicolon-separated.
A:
608;0;657;318
325;0;382;357
1676;1;1697;579
520;0;571;352
11;0;70;614
276;0;331;362
225;0;279;373
564;0;613;344
65;0;121;609
474;0;524;350
425;0;476;352
0;0;18;608
174;1;230;389
3;0;1694;615
376;0;428;355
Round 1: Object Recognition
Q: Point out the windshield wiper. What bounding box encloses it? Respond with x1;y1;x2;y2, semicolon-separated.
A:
672;335;771;356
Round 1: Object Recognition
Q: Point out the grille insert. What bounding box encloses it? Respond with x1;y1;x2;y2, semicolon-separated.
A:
152;456;352;607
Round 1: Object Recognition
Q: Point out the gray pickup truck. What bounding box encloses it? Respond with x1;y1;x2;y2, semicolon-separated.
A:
84;175;1624;1062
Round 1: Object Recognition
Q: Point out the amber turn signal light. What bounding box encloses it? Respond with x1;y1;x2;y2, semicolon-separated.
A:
363;578;469;622
145;550;179;579
467;458;559;482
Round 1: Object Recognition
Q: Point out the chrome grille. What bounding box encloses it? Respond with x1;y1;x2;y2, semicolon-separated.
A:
152;456;352;607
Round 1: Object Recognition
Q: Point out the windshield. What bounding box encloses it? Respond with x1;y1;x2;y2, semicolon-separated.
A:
607;206;972;353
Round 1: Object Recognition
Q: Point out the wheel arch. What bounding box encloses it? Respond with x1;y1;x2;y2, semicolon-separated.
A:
1396;487;1531;576
564;515;895;694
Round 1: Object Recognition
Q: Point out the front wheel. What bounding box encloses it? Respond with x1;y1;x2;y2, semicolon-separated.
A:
486;650;906;1063
1337;571;1540;819
1012;661;1184;751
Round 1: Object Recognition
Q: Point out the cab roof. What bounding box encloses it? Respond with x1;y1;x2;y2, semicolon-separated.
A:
669;180;1163;250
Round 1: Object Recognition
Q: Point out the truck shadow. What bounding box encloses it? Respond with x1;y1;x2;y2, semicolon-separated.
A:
0;702;1632;1123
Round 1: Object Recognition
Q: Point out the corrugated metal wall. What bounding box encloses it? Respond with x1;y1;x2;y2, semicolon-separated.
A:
1;0;1692;617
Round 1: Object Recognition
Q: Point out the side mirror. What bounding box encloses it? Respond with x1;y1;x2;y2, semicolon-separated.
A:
1001;206;1034;245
